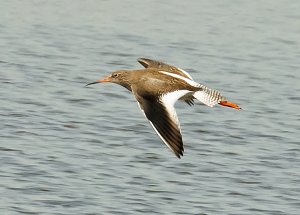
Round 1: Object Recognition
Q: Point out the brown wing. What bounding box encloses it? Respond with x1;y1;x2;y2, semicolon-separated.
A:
134;93;184;158
137;58;193;80
137;58;195;106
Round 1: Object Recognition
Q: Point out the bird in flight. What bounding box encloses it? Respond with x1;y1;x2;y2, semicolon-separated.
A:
87;58;241;158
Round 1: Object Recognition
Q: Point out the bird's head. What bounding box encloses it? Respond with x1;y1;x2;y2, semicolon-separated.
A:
86;70;131;89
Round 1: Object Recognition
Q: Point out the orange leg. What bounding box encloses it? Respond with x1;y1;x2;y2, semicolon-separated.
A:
219;100;241;110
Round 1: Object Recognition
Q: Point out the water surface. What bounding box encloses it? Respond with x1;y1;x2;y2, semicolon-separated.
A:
1;0;300;214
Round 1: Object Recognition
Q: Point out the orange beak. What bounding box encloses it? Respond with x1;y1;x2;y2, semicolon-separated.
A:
86;75;111;86
219;100;241;110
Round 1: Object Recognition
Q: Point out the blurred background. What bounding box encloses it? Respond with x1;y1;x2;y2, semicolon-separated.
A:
1;0;299;214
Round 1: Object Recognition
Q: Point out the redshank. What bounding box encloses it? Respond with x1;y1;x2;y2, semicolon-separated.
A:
87;58;241;158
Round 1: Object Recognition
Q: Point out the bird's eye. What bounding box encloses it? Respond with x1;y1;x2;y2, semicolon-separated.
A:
112;73;119;78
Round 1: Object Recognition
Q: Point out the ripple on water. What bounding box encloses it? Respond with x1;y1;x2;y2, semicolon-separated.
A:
1;1;300;214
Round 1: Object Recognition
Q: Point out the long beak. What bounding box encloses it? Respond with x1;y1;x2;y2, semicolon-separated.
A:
85;75;111;87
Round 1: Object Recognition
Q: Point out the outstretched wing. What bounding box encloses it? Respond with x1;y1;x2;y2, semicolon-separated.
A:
137;57;193;80
133;90;190;158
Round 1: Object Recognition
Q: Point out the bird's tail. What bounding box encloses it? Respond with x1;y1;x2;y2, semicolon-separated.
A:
193;89;241;110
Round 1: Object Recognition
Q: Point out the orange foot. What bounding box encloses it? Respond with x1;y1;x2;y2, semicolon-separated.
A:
219;100;241;110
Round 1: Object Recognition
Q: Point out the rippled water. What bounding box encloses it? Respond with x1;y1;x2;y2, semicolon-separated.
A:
1;0;300;214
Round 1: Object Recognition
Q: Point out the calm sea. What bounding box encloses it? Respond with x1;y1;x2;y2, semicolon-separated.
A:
1;0;299;214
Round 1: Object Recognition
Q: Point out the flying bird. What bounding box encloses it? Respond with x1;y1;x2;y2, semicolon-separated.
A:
87;58;241;158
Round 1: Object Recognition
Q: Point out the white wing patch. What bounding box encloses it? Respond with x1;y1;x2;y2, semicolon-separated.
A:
159;71;201;88
178;68;193;80
160;90;190;130
159;70;225;107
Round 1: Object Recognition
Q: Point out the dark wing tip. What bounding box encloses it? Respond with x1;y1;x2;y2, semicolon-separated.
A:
175;150;184;159
184;98;194;106
137;58;151;68
134;92;185;159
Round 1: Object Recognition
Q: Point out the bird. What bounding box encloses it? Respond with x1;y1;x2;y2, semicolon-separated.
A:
86;58;241;158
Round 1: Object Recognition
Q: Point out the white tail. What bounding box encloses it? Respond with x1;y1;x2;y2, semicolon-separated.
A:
193;86;225;107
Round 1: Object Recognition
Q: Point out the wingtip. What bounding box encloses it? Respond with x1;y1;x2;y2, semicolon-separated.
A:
175;149;184;159
175;153;182;159
137;57;150;68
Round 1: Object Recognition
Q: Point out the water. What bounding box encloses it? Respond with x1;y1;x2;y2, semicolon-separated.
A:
1;0;300;214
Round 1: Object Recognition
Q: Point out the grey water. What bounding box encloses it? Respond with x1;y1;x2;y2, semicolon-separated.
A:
1;0;300;214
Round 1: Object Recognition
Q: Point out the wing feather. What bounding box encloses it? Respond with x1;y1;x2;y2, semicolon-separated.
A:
134;90;189;158
159;71;225;107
